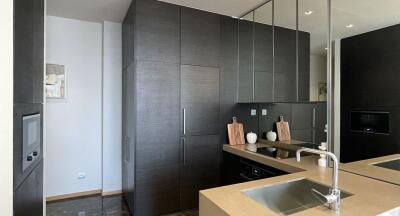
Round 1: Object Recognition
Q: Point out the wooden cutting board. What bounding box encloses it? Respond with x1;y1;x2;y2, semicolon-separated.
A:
227;117;245;145
276;116;291;141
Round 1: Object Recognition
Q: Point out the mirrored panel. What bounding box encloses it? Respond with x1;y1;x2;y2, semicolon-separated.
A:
238;11;255;102
298;0;328;102
333;0;400;164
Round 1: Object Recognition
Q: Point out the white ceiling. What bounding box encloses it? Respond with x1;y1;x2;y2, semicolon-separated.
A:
46;0;132;23
158;0;266;17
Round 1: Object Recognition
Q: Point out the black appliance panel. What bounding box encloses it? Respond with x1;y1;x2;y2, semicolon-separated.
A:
350;111;390;134
14;103;43;190
239;158;287;181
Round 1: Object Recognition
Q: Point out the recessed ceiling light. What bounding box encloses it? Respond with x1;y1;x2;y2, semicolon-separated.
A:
346;24;354;28
304;10;313;15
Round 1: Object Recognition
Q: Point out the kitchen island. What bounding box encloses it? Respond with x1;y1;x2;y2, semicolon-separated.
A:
200;142;400;215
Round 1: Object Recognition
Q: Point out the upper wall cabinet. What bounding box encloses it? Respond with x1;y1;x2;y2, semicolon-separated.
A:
238;0;327;103
14;0;44;104
181;8;221;67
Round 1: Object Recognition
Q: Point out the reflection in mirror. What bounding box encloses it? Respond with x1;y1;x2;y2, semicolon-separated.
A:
238;11;254;102
254;1;273;102
333;0;400;163
298;0;328;102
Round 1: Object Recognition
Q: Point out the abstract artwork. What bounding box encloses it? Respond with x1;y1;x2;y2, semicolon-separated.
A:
46;63;66;100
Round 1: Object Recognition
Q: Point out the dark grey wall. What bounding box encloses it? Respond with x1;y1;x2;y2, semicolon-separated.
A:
230;102;327;145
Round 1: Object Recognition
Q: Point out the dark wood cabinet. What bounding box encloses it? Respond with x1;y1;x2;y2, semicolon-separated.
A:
122;1;224;214
181;8;221;67
238;20;254;102
180;135;220;209
14;0;44;104
14;160;43;216
135;0;180;63
181;65;220;136
298;31;311;102
274;26;297;102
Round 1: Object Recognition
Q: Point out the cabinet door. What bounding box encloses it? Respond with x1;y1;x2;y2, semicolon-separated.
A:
135;61;180;215
274;27;297;102
181;8;220;67
180;135;220;209
238;20;254;102
14;160;43;216
181;65;220;136
14;0;44;104
136;0;180;63
298;31;311;101
254;23;273;102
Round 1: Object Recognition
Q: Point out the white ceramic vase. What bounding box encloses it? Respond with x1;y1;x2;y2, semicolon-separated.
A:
266;131;277;141
246;132;257;144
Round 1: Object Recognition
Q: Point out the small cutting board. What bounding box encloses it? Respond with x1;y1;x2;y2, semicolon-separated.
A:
276;116;291;141
227;117;245;145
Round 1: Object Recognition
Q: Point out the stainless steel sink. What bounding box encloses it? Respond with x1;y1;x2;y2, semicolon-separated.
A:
241;179;352;215
373;159;400;171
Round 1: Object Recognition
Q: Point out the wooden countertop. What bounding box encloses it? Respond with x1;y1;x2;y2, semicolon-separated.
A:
200;169;400;216
340;154;400;186
203;143;400;215
223;142;321;173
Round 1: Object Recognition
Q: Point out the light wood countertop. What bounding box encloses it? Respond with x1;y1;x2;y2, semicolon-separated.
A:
206;143;400;215
340;154;400;186
223;142;321;173
200;169;400;216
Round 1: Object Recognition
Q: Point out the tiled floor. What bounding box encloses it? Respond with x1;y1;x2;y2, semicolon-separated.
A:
46;195;131;216
46;194;199;216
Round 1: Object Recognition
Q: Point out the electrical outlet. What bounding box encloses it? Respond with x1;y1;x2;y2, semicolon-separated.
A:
262;109;267;116
251;109;257;116
77;172;86;180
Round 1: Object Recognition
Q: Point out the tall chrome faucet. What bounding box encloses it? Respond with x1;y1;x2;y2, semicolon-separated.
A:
296;148;341;211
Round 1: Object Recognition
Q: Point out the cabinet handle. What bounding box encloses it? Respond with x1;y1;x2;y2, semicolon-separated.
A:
182;138;186;166
125;136;130;162
312;107;316;128
183;108;186;135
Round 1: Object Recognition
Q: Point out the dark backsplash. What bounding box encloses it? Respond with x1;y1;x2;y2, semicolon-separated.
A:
223;102;327;145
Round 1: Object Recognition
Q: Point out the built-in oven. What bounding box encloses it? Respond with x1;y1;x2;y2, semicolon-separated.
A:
239;158;288;181
22;114;41;172
14;103;43;190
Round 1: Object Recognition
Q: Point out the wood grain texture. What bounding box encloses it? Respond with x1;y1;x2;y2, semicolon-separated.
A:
227;118;245;145
276;117;291;141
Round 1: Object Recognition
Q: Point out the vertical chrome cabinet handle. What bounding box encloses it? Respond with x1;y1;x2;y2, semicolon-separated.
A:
183;108;186;135
182;138;186;166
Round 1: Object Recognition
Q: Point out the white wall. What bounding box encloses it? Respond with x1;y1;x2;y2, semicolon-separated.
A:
45;16;103;197
0;0;14;215
102;21;122;193
310;54;327;101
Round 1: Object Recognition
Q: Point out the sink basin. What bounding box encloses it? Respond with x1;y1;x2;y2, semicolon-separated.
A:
241;179;352;215
373;159;400;171
378;207;400;216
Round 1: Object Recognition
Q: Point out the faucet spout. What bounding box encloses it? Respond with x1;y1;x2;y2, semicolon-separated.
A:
296;147;341;211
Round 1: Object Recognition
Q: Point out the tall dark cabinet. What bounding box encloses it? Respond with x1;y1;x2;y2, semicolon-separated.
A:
13;0;44;215
122;1;222;215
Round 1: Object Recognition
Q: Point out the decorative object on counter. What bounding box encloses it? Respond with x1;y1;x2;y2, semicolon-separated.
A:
227;117;245;145
246;131;257;144
318;142;328;167
266;131;277;141
276;116;291;141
